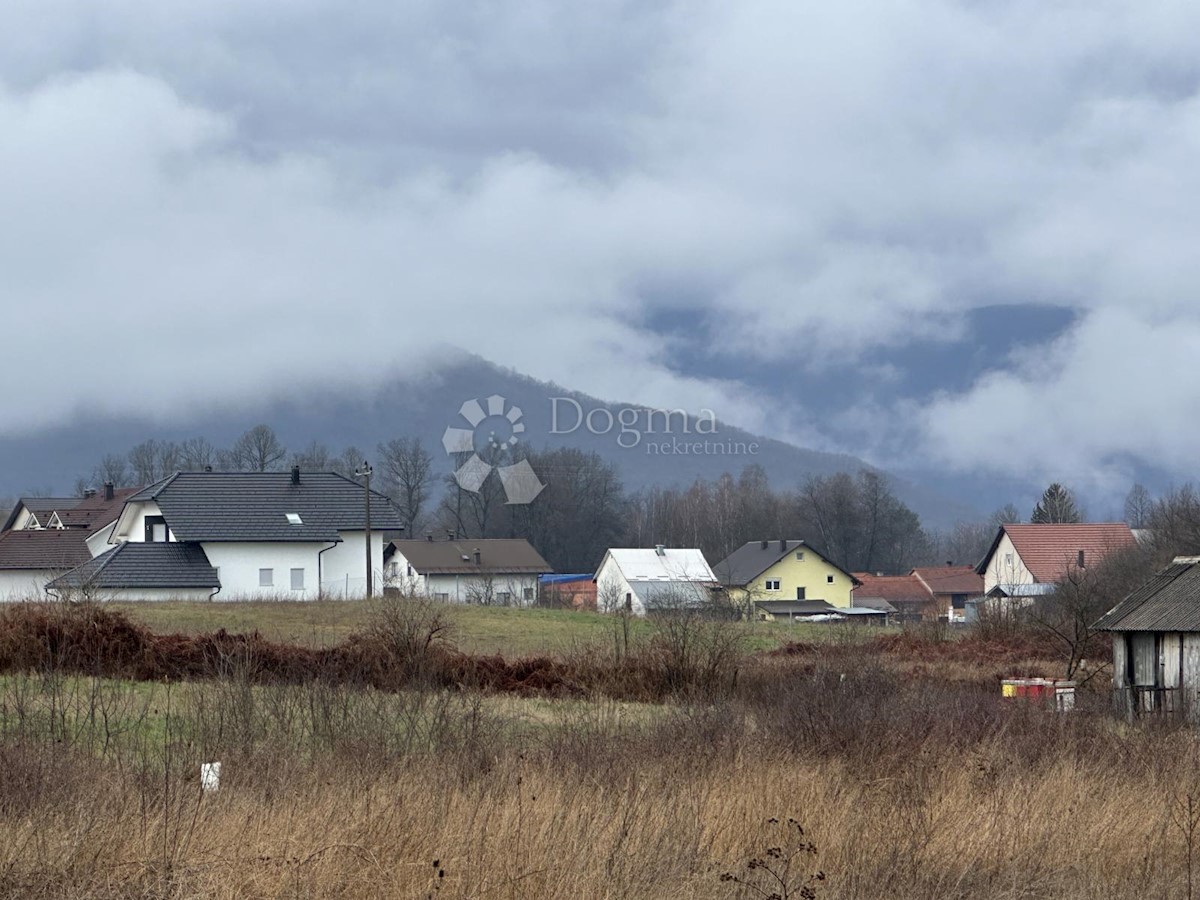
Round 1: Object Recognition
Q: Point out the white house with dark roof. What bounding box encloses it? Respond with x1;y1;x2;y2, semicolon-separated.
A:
384;538;552;604
48;468;404;601
593;547;717;616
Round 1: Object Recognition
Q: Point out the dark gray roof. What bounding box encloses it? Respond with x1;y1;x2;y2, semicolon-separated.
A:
124;472;404;542
0;529;93;570
1094;560;1200;632
714;540;860;587
47;542;220;591
387;539;552;575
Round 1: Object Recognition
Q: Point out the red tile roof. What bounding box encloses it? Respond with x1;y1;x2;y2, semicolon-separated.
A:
852;572;932;605
912;565;983;595
999;523;1137;582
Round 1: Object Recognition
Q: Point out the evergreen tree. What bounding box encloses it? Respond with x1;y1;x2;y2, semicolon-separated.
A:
1031;483;1082;524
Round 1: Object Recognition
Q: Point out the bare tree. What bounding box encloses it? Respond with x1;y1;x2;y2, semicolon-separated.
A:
178;437;219;471
291;440;333;471
228;425;287;472
333;446;367;478
1125;483;1153;529
378;437;434;534
1027;546;1153;680
93;454;130;487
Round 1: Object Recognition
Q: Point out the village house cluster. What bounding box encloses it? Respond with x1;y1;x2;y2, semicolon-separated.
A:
0;469;1145;630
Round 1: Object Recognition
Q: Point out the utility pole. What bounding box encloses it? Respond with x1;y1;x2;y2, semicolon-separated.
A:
355;460;374;597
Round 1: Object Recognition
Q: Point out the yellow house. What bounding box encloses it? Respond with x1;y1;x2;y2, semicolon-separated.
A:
713;539;859;620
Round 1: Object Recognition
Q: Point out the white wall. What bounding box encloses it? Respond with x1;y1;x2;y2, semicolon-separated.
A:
982;532;1034;593
321;531;386;598
202;542;322;600
99;588;214;602
87;522;117;557
594;558;642;615
0;570;55;601
114;501;179;543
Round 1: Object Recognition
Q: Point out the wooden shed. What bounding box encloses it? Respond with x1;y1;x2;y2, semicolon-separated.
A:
1094;557;1200;719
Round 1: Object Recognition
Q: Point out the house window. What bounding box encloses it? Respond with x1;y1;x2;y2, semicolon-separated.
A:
1004;553;1013;567
826;575;834;584
259;568;274;587
144;516;168;542
407;565;413;577
795;552;804;561
434;592;450;601
796;587;806;600
765;579;781;592
290;568;305;590
523;588;534;601
497;591;512;603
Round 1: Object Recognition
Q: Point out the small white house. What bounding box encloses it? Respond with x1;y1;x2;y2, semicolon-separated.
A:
48;468;404;601
384;538;552;605
593;546;717;616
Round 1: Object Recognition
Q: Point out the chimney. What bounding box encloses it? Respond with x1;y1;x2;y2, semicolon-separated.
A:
426;533;433;542
779;539;786;551
83;489;96;499
291;465;300;485
946;561;953;567
474;548;481;565
760;539;768;550
103;481;114;501
447;531;456;541
655;544;666;556
204;465;213;472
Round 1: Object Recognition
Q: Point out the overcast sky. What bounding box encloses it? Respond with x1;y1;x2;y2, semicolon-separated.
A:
3;0;1199;500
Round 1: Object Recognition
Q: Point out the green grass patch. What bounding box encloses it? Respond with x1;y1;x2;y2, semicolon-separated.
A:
110;600;822;658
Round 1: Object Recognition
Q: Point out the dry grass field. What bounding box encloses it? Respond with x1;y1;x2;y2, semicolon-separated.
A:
0;599;1191;899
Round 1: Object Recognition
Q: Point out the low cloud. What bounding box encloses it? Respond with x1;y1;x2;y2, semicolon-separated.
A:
1;0;1199;491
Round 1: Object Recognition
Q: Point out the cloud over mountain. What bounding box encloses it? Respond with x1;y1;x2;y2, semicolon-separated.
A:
2;0;1199;498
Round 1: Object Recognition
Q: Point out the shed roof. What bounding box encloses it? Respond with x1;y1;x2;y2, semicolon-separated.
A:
1094;560;1200;632
120;472;403;542
47;542;220;591
755;599;839;616
976;523;1137;581
388;538;551;575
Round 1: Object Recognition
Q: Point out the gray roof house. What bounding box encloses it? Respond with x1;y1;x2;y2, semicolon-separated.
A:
1095;557;1200;719
385;538;552;605
48;468;404;601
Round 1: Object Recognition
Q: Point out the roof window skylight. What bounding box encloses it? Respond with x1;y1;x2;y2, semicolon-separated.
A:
286;513;303;526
